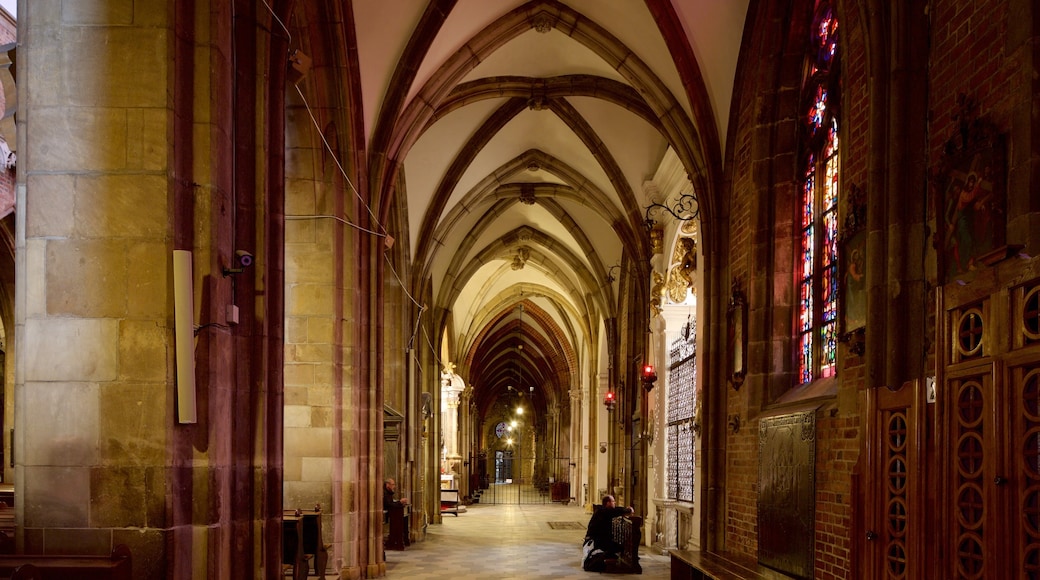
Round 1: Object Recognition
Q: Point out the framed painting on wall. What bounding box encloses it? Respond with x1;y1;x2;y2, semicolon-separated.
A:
933;95;1008;284
839;184;866;354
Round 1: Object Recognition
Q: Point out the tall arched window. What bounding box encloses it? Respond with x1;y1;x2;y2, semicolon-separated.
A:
797;1;840;384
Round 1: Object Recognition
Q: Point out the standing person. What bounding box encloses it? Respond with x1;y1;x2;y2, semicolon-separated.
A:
582;495;634;571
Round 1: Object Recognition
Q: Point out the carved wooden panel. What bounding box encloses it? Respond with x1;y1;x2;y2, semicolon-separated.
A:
863;380;924;580
949;299;990;365
1009;359;1040;577
944;363;1000;579
1013;279;1040;350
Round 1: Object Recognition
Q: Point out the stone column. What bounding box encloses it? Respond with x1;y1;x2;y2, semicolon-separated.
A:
569;386;582;501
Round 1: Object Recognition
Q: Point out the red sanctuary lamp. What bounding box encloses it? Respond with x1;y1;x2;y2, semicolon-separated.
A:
603;390;616;411
641;363;658;391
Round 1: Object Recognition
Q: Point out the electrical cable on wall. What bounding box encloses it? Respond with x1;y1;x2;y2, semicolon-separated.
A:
260;0;441;370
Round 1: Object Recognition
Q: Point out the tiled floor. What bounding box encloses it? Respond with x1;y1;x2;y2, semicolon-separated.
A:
383;502;671;579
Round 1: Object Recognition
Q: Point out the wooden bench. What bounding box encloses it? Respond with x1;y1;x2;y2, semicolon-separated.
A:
670;550;795;580
284;509;330;579
0;544;131;580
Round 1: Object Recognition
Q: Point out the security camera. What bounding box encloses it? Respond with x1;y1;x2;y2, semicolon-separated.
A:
222;250;255;277
235;250;254;268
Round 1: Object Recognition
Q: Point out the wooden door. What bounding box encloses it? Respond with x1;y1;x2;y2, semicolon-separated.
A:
863;379;925;580
939;275;1040;578
1005;279;1040;578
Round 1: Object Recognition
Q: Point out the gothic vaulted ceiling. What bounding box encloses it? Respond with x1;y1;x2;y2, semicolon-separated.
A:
353;0;748;421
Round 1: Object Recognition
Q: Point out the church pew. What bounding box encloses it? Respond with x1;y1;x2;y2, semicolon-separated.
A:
0;544;131;580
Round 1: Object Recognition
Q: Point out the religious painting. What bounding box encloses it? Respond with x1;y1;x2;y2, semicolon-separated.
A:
934;96;1007;284
839;184;866;350
841;231;866;330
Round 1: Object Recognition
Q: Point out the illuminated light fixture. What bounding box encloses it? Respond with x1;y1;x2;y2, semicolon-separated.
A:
516;407;523;415
604;390;616;412
642;326;658;392
641;363;658;392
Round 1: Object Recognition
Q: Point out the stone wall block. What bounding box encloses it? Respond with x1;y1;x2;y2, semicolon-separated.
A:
64;28;167;109
126;108;168;171
99;382;166;466
61;0;134;26
302;457;332;482
23;317;119;381
22;466;91;527
284;405;311;428
285;316;309;343
287;251;335;284
25;174;75;238
283;481;331;513
126;242;169;319
285;177;318;213
46;239;128;317
27;107;128;172
290;343;333;364
308;384;333;407
310;406;333;428
307;317;335;344
112;527;167;580
21;36;62;109
311;364;335;390
24;240;48;317
22;381;99;466
287;283;334;316
118;319;167;382
284;455;303;482
283;363;315;387
41;527;112;556
90;465;147;527
75;174;168;239
284;427;332;457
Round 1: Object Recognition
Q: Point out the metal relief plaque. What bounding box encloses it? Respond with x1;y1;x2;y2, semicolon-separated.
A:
758;411;816;578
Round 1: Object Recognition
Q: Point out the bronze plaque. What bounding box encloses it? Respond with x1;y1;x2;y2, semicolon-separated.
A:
758;411;816;578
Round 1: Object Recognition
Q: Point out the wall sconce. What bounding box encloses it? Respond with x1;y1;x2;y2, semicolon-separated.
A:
569;462;576;467
604;389;616;412
599;442;607;454
728;414;741;434
641;363;657;392
644;192;700;230
727;281;748;390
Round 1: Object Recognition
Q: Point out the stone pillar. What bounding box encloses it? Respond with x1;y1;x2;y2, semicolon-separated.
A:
569;386;582;499
17;1;177;573
440;369;463;486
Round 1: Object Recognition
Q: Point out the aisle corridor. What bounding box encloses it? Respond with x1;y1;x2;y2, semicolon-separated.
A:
383;503;671;579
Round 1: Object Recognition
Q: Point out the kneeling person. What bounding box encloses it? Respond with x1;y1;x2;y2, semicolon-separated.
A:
582;495;633;571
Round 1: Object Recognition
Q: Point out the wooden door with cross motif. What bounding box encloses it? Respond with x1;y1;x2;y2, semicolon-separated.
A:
940;271;1040;579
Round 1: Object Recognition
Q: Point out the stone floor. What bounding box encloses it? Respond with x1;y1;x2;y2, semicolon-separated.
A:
382;502;671;579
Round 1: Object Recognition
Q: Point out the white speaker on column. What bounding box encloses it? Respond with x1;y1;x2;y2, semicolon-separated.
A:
173;250;197;423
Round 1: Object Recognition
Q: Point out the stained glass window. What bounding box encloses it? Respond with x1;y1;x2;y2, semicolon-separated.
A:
797;0;840;384
667;318;696;502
